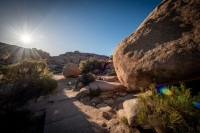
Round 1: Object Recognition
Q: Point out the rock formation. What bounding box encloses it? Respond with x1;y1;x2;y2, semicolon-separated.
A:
52;51;108;65
113;0;200;91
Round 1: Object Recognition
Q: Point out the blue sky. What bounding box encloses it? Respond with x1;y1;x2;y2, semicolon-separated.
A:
0;0;161;56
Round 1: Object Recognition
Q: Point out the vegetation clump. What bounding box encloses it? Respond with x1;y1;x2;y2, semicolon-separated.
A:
79;57;102;74
89;87;101;98
0;58;57;106
77;72;96;87
106;69;116;76
136;84;200;133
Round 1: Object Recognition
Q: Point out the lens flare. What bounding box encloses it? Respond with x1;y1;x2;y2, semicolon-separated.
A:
193;102;200;109
157;86;172;96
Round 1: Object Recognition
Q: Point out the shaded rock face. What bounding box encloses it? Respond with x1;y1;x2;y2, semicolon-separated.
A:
62;63;80;78
0;43;51;65
113;0;200;90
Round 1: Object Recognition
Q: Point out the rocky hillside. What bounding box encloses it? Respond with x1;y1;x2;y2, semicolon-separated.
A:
113;0;200;91
0;42;51;65
0;42;109;66
51;51;108;65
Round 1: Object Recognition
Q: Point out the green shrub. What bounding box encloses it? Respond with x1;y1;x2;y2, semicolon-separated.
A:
89;87;101;98
2;58;47;82
106;69;116;76
79;57;102;74
78;73;96;86
120;116;129;125
0;58;57;106
137;84;200;133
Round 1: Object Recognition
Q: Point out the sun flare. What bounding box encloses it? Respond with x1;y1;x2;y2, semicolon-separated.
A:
20;34;31;44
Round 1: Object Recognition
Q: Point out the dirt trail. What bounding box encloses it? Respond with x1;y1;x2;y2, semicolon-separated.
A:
44;74;108;133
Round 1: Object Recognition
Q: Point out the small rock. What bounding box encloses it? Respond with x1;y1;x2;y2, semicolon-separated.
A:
96;103;108;109
77;82;83;89
117;109;126;119
96;120;107;127
102;76;118;82
91;102;96;106
123;98;139;126
90;97;102;104
80;96;90;103
99;106;114;113
75;86;90;99
103;98;115;106
116;94;134;102
106;119;119;128
102;112;109;119
89;81;125;92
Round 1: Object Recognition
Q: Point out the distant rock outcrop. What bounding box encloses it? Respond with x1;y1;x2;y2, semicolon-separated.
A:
0;42;51;65
52;51;108;65
113;0;200;91
0;43;109;69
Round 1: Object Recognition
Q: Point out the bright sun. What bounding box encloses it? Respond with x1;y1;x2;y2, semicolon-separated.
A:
20;34;31;44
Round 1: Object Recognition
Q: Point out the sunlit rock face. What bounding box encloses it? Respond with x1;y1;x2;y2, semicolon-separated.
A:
52;52;108;65
113;0;200;91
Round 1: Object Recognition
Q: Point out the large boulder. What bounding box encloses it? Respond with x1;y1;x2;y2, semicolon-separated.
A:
113;0;200;91
62;63;80;78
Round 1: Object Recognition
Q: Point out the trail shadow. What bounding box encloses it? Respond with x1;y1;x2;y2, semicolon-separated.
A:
45;74;107;133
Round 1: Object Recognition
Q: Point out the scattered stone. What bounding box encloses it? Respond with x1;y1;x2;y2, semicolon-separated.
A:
102;76;118;82
117;109;126;119
89;81;125;92
96;120;107;128
123;98;139;126
116;94;134;102
103;98;115;106
80;96;90;103
75;86;90;99
102;112;109;119
96;103;108;109
90;97;102;104
91;102;96;106
77;82;83;89
106;119;119;128
99;106;114;113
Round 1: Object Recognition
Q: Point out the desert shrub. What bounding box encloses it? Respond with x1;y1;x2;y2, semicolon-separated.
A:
35;77;57;94
137;84;200;133
121;116;129;125
89;87;101;98
0;58;57;106
2;58;47;82
79;57;102;74
106;69;116;76
78;73;96;86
